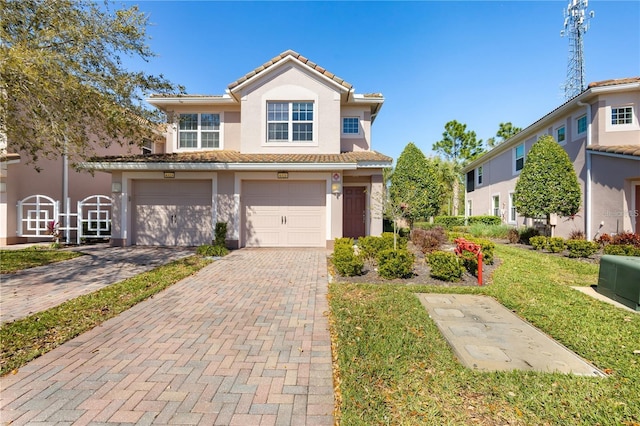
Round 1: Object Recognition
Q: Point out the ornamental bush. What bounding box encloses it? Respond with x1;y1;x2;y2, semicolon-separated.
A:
357;236;387;266
565;240;599;258
332;239;364;277
465;237;495;265
530;236;548;251
197;244;229;257
507;228;520;244
519;227;540;245
547;237;566;253
428;251;464;282
377;249;415;279
603;244;640;257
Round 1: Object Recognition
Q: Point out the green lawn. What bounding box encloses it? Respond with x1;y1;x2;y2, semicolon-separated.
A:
1;247;83;273
329;244;639;425
0;256;211;375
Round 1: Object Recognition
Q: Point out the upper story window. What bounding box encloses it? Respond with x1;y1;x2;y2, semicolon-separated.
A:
556;125;566;144
179;113;221;149
612;106;633;125
477;166;483;186
577;115;587;134
142;138;153;155
342;117;360;135
514;143;525;173
267;102;314;142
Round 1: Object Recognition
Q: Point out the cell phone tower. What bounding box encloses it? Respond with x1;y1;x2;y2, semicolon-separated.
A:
561;0;595;100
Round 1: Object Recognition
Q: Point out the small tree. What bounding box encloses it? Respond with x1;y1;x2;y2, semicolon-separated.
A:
433;120;484;215
389;143;441;227
514;135;581;234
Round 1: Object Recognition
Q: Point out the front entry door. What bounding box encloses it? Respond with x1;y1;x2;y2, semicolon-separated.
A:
343;187;366;239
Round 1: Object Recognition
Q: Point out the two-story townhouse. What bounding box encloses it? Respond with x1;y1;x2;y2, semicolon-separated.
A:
86;50;393;248
462;77;640;239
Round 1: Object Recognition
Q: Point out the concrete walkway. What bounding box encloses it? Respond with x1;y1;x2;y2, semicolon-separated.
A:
1;245;194;324
0;248;334;425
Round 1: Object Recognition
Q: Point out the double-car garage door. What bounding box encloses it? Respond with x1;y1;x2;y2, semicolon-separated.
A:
243;180;325;247
132;179;325;247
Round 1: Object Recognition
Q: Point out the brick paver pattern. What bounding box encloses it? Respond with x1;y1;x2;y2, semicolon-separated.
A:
0;248;334;425
1;246;195;324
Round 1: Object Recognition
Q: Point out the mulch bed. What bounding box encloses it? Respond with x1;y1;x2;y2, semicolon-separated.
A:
330;242;500;287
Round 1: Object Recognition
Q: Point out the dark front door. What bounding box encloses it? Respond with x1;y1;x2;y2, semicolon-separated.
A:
343;186;366;239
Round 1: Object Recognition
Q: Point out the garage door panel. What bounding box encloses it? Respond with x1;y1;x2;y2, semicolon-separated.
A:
134;180;212;246
243;181;325;247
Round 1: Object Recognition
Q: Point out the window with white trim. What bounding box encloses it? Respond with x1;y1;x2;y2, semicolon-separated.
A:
577;115;587;134
508;192;517;223
267;102;314;142
178;113;221;149
556;125;566;144
514;144;525;173
477;166;483;186
342;117;360;135
612;106;633;125
492;195;500;217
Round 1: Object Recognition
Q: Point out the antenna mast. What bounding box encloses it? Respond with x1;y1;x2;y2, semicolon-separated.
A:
561;0;595;100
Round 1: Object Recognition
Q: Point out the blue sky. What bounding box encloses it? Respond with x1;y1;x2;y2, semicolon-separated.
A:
124;0;640;162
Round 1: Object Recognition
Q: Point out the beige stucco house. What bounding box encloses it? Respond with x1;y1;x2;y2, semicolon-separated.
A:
86;50;392;248
462;77;640;239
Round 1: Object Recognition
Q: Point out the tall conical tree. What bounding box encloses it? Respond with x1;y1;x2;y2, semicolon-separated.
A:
389;142;441;227
514;135;581;232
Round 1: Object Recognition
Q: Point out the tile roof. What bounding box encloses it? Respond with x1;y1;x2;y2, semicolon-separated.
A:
227;50;354;91
587;77;640;88
93;150;393;164
587;145;640;157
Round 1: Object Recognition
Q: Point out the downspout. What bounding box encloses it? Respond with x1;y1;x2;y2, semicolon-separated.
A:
577;100;592;240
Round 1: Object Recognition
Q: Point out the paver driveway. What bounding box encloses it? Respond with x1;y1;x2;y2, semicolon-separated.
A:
0;248;334;425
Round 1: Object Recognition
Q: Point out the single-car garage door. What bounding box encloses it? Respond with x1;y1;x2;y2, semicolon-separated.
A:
133;180;212;246
243;180;325;247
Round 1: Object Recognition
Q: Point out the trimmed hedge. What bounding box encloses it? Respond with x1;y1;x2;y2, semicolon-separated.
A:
377;249;415;279
427;251;464;282
565;240;598;258
332;238;364;276
603;244;640;257
433;215;502;229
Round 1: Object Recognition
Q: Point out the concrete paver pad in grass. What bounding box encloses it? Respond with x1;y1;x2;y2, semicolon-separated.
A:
417;294;605;376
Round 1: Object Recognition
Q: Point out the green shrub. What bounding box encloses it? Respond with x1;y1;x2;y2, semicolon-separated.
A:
197;244;229;257
469;215;502;226
459;250;479;276
358;236;386;266
434;216;465;229
332;240;364;277
603;244;640;257
468;223;512;239
214;222;228;247
433;215;502;229
427;251;464;282
467;237;495;265
547;237;566;253
381;232;407;250
377;249;415;279
507;228;520;244
565;240;599;258
530;236;548;250
448;231;473;242
519;227;540;245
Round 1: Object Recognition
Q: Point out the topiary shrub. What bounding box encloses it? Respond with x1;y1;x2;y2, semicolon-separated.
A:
434;216;465;229
547;237;566;253
565;240;599;258
377;249;415;279
427;251;464;282
357;236;386;266
197;244;229;257
529;236;548;251
603;244;640;257
519;227;540;245
507;228;520;244
214;222;228;247
380;232;408;250
332;239;364;276
469;215;503;226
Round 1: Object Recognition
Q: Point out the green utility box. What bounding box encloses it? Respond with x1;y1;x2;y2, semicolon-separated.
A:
597;255;640;311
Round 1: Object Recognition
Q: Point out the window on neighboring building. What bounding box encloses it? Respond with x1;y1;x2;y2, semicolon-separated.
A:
612;106;633;125
556;126;566;143
477;166;483;185
466;170;475;192
508;192;517;223
577;115;587;134
514;144;525;173
142;138;153;155
492;195;500;217
342;117;359;134
267;102;314;142
178;113;221;149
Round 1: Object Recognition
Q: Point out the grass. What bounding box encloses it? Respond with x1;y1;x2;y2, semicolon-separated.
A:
0;255;211;376
1;247;83;273
329;244;640;425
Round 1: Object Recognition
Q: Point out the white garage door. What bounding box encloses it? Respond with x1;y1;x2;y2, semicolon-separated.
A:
243;180;325;247
133;180;212;246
